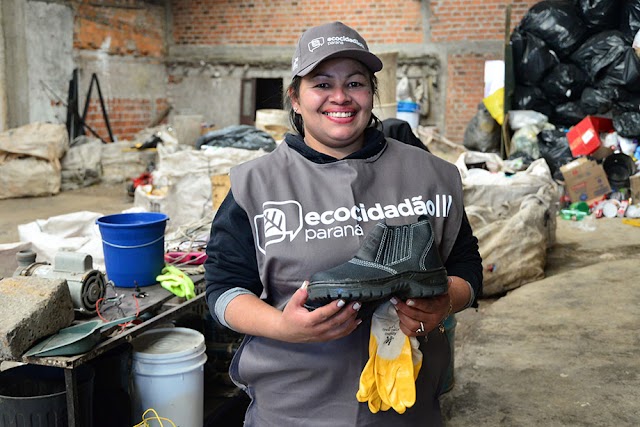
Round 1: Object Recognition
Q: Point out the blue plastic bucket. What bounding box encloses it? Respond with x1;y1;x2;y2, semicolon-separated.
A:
96;212;168;288
396;101;420;129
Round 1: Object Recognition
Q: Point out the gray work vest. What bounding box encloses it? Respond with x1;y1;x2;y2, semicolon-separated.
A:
229;138;464;426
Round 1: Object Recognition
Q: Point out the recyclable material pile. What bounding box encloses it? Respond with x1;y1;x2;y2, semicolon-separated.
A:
503;0;640;223
512;0;640;128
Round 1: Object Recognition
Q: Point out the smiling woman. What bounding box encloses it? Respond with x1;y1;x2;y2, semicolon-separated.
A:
290;58;375;158
203;21;483;427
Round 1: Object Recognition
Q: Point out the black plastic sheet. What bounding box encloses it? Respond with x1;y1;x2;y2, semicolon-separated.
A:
576;0;621;31
518;0;587;59
511;30;560;86
540;63;588;104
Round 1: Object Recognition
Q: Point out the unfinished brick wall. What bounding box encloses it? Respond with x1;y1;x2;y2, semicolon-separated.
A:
73;0;542;144
74;0;168;141
84;98;170;142
170;0;424;46
430;0;539;143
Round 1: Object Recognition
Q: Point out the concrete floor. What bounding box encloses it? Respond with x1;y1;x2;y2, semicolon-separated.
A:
2;184;640;425
0;183;133;245
442;217;640;426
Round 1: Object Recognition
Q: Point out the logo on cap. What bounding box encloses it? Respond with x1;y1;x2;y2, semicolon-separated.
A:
308;37;324;52
292;57;299;71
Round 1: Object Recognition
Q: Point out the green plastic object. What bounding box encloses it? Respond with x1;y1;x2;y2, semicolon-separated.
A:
569;201;590;214
560;209;588;221
23;316;136;357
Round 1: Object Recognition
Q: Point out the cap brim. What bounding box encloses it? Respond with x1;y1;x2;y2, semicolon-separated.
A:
295;49;383;77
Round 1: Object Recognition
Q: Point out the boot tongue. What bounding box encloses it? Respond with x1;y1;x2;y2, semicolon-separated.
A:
354;223;386;262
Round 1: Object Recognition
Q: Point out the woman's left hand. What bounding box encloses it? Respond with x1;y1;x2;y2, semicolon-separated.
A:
390;293;451;337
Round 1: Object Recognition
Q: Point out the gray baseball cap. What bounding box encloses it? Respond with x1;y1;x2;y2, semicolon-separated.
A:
291;22;383;78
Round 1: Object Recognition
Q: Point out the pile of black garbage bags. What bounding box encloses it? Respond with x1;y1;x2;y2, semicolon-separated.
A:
513;0;640;130
464;0;640;178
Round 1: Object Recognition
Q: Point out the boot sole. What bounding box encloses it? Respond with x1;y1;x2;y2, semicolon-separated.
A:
305;268;448;309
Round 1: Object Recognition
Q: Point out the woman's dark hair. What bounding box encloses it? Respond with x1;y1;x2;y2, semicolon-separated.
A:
285;71;380;137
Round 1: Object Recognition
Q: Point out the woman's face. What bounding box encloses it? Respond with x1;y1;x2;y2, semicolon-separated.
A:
291;58;374;159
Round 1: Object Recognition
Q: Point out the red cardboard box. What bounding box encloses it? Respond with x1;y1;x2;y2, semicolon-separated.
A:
566;116;613;157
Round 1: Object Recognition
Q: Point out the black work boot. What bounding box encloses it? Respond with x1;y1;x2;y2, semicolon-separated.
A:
306;216;448;311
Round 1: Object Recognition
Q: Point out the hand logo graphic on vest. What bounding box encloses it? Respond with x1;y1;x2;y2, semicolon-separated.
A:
254;200;303;254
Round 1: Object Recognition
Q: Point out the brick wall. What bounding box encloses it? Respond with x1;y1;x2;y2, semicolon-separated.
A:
431;0;540;143
74;0;168;141
430;0;509;42
171;0;424;46
84;98;170;142
446;53;494;142
73;0;543;144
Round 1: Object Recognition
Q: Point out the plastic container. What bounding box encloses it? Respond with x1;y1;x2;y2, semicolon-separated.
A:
396;101;420;129
255;109;290;133
96;212;168;288
131;327;207;427
0;364;94;426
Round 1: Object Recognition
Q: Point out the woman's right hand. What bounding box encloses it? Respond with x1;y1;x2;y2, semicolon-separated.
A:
278;281;362;343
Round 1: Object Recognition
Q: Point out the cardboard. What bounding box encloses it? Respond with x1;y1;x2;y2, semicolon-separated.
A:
631;173;640;203
560;157;611;203
211;174;231;211
566;116;613;157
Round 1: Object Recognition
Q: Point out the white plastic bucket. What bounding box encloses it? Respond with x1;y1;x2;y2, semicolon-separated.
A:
131;327;207;427
397;101;420;129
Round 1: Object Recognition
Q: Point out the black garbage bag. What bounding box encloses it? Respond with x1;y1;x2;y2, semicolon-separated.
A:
615;91;640;112
537;129;575;180
552;101;586;127
463;103;501;153
513;85;554;118
612;111;640;138
540;63;588;104
195;125;277;151
511;30;560;86
569;31;629;81
580;86;622;115
597;48;640;89
576;0;621;31
518;0;588;59
620;0;640;42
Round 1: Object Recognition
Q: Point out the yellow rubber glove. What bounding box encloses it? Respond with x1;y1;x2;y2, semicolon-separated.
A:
357;301;423;414
156;265;196;300
356;330;391;413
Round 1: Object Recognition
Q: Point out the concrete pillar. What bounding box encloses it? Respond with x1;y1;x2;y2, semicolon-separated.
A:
0;3;7;132
1;0;30;129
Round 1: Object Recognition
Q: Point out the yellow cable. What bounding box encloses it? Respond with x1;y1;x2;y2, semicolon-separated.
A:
132;408;177;427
